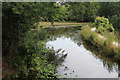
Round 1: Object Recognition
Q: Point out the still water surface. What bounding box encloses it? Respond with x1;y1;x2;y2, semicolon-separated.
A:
45;27;119;78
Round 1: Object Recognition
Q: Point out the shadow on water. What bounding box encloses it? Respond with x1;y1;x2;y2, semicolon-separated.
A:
40;26;120;78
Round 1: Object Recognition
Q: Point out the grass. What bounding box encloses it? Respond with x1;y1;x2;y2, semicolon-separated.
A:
38;22;90;27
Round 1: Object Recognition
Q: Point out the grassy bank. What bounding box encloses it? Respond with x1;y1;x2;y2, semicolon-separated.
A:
80;26;120;61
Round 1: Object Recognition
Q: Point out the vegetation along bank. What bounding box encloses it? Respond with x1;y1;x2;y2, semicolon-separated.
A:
80;17;120;61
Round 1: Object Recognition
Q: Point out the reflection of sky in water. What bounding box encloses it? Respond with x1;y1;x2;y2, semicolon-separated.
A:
46;37;118;78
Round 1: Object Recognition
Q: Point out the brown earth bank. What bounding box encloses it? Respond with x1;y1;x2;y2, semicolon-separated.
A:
2;56;16;78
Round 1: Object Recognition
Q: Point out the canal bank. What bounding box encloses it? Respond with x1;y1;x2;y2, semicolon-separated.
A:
80;25;120;61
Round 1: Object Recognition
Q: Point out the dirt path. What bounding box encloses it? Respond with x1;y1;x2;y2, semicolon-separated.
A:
39;22;89;27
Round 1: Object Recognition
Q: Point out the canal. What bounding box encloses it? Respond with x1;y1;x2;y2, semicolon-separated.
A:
44;26;120;78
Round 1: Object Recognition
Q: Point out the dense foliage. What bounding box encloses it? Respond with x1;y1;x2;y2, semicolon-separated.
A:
12;29;63;78
3;2;41;56
2;2;67;78
67;2;98;22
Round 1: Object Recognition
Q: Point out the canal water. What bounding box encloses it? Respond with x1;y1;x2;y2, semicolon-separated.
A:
45;26;120;78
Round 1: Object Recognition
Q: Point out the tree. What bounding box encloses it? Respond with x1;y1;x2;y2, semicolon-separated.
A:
94;17;114;32
67;2;98;22
44;3;68;26
98;2;120;17
2;2;42;56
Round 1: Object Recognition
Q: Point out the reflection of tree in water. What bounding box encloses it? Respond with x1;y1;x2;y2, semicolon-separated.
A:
82;40;120;77
44;26;82;46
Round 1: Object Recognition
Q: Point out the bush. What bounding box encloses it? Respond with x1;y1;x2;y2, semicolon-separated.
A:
95;17;109;28
94;17;114;32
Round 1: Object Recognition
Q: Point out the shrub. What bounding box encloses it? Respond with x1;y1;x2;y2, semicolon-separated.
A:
95;17;109;28
94;17;114;33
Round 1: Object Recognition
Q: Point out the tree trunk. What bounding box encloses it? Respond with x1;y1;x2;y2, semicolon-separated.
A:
51;22;54;27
